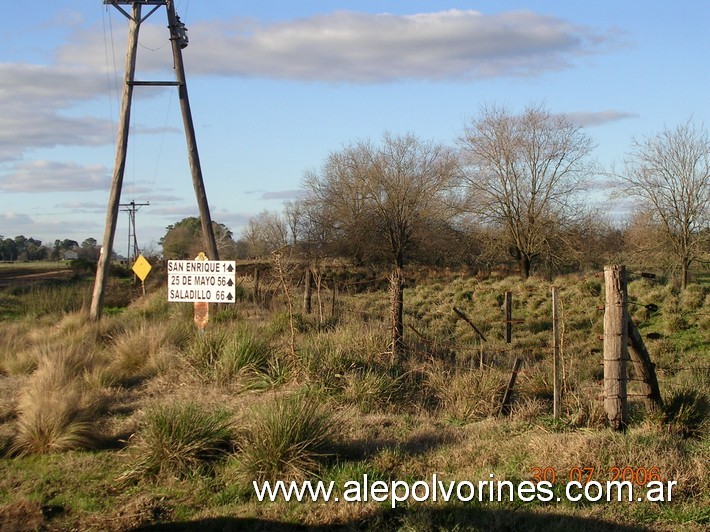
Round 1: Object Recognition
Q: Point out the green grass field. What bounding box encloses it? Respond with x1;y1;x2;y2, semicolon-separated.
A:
0;265;707;530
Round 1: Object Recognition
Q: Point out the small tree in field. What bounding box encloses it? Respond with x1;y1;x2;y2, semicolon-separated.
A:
458;103;596;279
618;120;710;289
304;132;458;361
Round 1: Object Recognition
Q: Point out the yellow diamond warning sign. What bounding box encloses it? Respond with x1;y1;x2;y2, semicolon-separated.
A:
132;255;152;281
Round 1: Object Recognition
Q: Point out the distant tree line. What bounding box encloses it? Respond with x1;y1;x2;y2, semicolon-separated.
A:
230;106;708;287
161;105;710;360
0;236;101;262
15;104;707;292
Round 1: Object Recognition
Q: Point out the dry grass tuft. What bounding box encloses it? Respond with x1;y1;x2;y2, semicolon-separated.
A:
11;344;105;455
233;393;339;484
427;362;506;422
122;401;234;481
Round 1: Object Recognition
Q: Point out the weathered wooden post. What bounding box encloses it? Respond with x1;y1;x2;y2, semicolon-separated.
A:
627;317;663;412
390;267;405;364
499;358;523;416
253;266;260;304
303;266;313;314
603;265;629;431
504;291;513;344
551;286;562;419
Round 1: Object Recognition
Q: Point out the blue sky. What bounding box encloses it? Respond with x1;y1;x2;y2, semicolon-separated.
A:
1;1;708;255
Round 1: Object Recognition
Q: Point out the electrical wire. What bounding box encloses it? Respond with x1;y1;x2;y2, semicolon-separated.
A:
102;5;120;151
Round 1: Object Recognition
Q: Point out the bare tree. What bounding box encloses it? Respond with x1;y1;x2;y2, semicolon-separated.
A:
618;120;710;289
304;132;458;361
242;210;289;257
458;103;596;278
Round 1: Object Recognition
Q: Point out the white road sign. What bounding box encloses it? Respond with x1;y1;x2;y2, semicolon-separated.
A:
167;259;237;303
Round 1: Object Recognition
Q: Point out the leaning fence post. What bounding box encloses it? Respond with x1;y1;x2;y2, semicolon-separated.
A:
504;291;513;344
603;265;629;431
498;357;522;416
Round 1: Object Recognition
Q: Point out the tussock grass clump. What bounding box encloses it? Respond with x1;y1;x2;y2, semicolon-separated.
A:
0;323;36;375
680;284;707;311
124;401;234;480
215;327;271;384
660;388;709;439
342;368;404;413
11;344;104;456
184;325;274;385
235;394;338;483
427;363;506;423
101;321;177;384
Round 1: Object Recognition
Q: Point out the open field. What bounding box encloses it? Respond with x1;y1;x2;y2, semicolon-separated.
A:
0;262;73;288
0;264;708;530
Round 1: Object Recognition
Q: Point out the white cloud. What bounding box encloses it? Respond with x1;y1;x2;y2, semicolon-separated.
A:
0;63;113;161
567;110;639;127
246;189;305;201
58;9;617;83
0;160;110;192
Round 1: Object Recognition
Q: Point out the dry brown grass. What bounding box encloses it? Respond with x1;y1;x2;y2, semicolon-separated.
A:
426;362;506;422
10;341;105;455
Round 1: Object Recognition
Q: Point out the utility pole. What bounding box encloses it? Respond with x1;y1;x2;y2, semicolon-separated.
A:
120;200;149;265
91;0;219;320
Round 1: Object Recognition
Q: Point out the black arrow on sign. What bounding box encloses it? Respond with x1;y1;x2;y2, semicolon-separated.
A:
227;293;233;301
227;279;234;286
227;264;234;272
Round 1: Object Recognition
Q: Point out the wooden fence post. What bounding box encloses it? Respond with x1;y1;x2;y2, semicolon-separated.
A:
253;267;261;304
499;358;522;416
303;266;313;314
551;286;562;419
627;317;663;412
603;265;629;431
505;291;513;344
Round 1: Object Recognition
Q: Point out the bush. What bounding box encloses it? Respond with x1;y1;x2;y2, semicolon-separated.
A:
124;401;234;480
235;394;338;483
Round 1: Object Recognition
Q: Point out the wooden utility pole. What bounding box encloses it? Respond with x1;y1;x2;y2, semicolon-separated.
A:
165;0;219;262
91;0;219;320
603;265;629;431
90;1;141;321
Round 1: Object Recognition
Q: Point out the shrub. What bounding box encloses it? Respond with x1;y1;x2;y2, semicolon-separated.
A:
124;401;234;480
235;394;338;483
